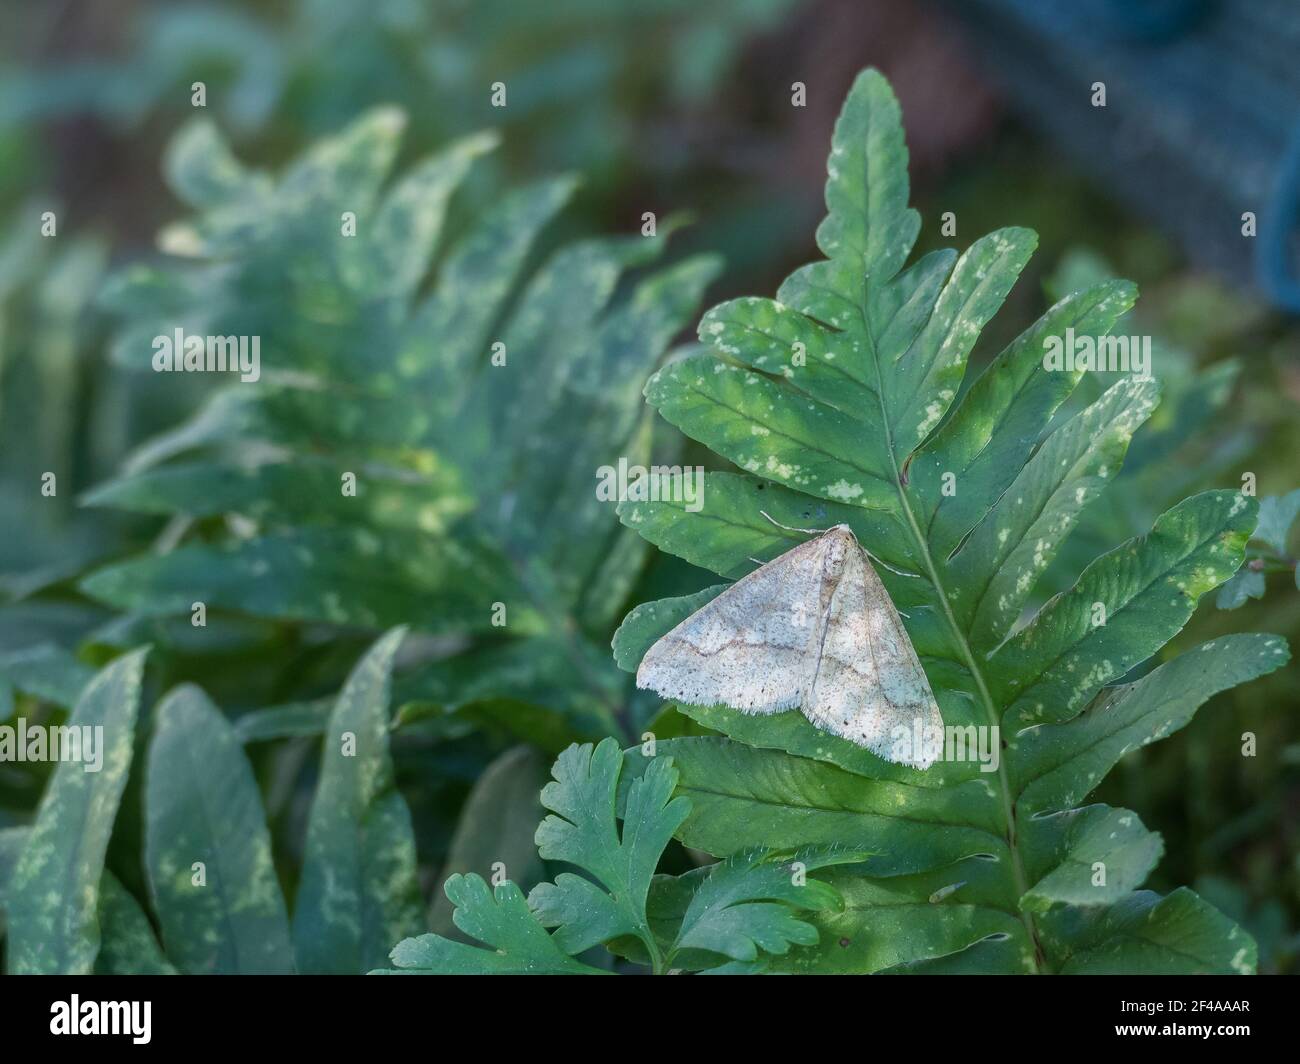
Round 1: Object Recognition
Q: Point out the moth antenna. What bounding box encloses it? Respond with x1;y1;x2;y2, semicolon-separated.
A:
861;547;921;579
758;509;829;536
747;556;765;566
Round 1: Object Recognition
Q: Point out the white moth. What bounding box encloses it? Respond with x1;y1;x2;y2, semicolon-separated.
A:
636;524;943;768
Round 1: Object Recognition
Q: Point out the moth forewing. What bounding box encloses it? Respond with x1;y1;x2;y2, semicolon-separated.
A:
636;524;942;767
800;542;875;737
634;533;835;713
804;543;942;767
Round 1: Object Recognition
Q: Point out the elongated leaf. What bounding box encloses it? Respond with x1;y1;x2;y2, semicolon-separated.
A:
2;833;170;973
1038;888;1257;974
293;628;423;973
1012;634;1290;814
83;456;471;532
82;527;539;635
5;649;147;973
345;132;497;299
0;826;29;937
146;685;294;973
1019;805;1163;912
912;279;1139;557
621;738;1001;877
989;491;1256;727
948;376;1159;651
95;873;176;975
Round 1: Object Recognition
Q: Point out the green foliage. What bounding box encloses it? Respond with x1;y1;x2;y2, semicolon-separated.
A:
1035;249;1265;603
1218;489;1300;609
293;628;422;973
606;845;869;972
0;47;1291;979
71;106;716;747
426;745;549;936
380;737;680;974
0;104;726;976
1;632;420;976
2;0;795;171
611;70;1287;974
145;685;293;974
378;737;863;974
528;739;689;965
0;206;126;652
384;873;610;975
5;651;146;974
95;873;177;975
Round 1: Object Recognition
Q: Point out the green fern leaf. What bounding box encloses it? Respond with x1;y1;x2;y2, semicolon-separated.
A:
613;69;1289;974
379;736;682;974
607;845;868;972
145;685;295;973
80;110;718;746
378;874;610;976
378;738;859;973
4;650;148;974
527;739;689;963
293;628;423;973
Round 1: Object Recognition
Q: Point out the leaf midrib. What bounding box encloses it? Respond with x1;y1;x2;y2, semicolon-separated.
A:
859;273;1046;972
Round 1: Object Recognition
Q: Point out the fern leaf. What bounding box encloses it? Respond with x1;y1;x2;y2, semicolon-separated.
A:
613;69;1289;974
79;110;718;746
379;738;857;973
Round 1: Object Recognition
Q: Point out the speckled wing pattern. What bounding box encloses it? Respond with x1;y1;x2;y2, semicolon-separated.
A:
636;525;942;767
636;533;838;713
801;539;942;765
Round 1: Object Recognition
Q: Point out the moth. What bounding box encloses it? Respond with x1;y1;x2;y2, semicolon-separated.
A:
636;524;943;768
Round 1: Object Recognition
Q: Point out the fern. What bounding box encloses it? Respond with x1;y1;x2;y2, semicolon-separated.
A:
377;737;866;974
1217;489;1300;609
1034;249;1256;597
1;629;421;974
4;0;796;170
606;69;1289;974
1;62;1287;981
73;109;717;747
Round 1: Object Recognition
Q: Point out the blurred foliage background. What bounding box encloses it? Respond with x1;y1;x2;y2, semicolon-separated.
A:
0;0;1296;971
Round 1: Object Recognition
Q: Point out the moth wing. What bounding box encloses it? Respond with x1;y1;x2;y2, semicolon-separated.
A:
801;545;943;767
636;535;834;713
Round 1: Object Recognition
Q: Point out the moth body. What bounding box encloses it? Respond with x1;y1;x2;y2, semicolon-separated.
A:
636;524;942;767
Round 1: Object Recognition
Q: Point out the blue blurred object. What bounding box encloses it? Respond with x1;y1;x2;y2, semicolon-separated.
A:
1095;0;1213;42
944;0;1300;313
